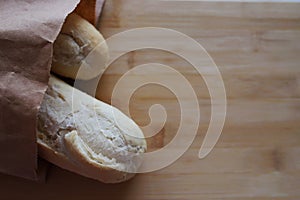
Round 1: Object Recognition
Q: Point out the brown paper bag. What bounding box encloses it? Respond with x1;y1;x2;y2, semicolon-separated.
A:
0;0;105;181
76;0;105;26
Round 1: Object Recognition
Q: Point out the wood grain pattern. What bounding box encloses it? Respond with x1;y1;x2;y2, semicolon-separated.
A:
1;0;300;199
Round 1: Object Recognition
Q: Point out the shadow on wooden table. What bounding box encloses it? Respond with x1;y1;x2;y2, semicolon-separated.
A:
0;163;144;200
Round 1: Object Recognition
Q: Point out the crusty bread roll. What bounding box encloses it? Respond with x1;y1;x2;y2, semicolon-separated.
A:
37;76;146;183
51;13;108;80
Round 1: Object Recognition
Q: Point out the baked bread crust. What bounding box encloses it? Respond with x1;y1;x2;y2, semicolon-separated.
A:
51;13;108;80
37;76;146;183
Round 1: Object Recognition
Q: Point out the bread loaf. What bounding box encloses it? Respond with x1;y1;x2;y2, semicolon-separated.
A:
51;13;108;80
37;76;146;183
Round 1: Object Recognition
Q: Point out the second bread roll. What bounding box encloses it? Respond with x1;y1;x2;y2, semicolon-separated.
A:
52;13;109;80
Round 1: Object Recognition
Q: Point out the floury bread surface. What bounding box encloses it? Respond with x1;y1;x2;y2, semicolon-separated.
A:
37;76;147;183
51;13;109;80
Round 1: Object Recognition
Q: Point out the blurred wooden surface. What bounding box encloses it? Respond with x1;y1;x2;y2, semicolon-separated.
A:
1;0;300;199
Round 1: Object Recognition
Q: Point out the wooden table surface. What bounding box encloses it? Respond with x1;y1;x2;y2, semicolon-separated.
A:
1;0;300;199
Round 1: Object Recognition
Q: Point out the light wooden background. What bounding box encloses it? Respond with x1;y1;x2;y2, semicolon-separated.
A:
1;0;300;199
